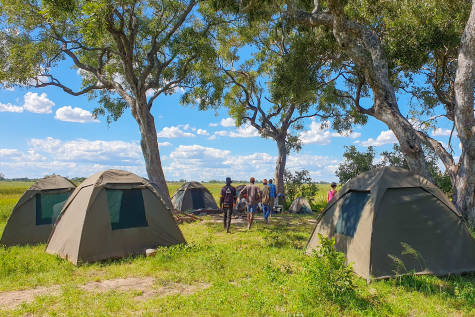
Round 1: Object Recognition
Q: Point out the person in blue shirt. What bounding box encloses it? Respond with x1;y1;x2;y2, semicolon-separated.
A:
268;179;277;216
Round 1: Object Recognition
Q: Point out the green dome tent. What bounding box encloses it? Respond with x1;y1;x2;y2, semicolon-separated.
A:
288;197;312;214
171;182;218;213
46;170;185;265
306;167;475;279
1;175;75;246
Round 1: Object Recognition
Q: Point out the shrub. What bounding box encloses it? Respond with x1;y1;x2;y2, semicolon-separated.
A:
303;234;354;300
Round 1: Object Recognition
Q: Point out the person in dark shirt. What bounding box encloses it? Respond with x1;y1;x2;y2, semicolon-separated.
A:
220;177;237;233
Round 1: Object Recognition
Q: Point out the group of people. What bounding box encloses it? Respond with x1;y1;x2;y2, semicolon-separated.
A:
219;177;277;232
219;177;338;233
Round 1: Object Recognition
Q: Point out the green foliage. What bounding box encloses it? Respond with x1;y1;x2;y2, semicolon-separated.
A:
303;234;354;300
337;144;453;194
283;169;318;205
336;145;377;184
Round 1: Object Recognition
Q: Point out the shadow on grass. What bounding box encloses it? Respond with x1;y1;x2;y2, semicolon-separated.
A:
384;272;475;309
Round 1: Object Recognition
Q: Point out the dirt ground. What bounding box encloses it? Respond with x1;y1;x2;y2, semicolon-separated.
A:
0;277;210;309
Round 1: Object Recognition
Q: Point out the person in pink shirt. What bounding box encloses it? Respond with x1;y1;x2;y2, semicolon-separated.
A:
328;182;337;202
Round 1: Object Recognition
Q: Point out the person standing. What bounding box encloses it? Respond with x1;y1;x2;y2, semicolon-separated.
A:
261;179;271;223
268;179;276;216
328;182;337;202
243;177;261;230
220;177;237;233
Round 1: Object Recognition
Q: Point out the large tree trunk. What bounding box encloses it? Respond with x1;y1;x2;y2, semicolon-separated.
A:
133;98;172;209
274;137;287;196
453;0;475;222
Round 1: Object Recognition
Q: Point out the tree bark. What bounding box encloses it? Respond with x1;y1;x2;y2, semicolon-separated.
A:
274;137;287;195
453;0;475;222
133;97;173;209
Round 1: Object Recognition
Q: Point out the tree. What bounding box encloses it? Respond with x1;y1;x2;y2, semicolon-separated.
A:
291;0;474;221
335;145;377;184
283;169;318;204
337;144;452;194
187;3;363;194
0;172;5;181
0;0;221;207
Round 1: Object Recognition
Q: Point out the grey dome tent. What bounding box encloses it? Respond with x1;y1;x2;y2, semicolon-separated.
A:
1;175;75;246
46;170;185;265
289;197;312;214
306;167;475;279
171;182;218;213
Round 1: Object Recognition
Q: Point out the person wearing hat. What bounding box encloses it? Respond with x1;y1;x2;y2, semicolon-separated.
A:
220;177;237;233
328;182;338;202
243;177;261;230
261;179;271;223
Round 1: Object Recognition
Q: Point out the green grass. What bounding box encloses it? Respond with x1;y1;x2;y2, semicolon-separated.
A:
0;182;474;316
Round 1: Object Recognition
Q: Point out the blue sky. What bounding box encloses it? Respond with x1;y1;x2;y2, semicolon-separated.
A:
0;60;460;182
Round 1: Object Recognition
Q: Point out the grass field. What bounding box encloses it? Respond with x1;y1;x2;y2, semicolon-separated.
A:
0;181;474;316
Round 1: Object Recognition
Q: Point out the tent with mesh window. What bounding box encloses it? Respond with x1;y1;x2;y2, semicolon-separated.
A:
306;167;475;279
46;170;185;265
0;175;75;247
171;182;218;213
288;197;313;214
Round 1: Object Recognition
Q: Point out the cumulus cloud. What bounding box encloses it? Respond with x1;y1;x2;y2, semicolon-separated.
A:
157;126;195;138
0;102;23;113
299;121;332;145
1;137;146;178
164;144;339;182
28;137;142;163
360;130;397;147
158;141;172;147
432;128;452;137
210;125;260;139
0;92;55;114
55;106;99;123
209;122;219;127
220;117;236;127
23;92;55;114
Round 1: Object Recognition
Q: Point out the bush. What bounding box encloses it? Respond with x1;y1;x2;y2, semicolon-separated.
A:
303;234;354;300
284;169;318;205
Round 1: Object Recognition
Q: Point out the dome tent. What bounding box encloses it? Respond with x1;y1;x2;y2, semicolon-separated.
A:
1;175;75;246
306;167;475;279
171;182;218;213
288;197;312;214
46;170;185;265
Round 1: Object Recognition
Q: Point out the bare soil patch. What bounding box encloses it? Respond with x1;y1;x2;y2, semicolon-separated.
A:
0;277;210;310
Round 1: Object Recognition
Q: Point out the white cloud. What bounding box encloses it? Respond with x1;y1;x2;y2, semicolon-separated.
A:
3;86;15;92
164;144;339;182
157;126;195;138
23;92;55;114
0;137;148;179
220;117;236;127
299;121;332;145
0;92;55;114
28;137;142;163
360;130;397;147
0;102;23;113
196;129;209;136
55;106;99;123
209;122;219;127
210;125;260;139
158;141;172;147
432;128;452;137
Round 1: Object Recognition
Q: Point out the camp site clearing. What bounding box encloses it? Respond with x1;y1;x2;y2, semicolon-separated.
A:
0;181;474;316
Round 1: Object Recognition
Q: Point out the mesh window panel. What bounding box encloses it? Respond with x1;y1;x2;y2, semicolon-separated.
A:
190;189;205;209
336;191;370;237
36;192;70;225
106;189;148;230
